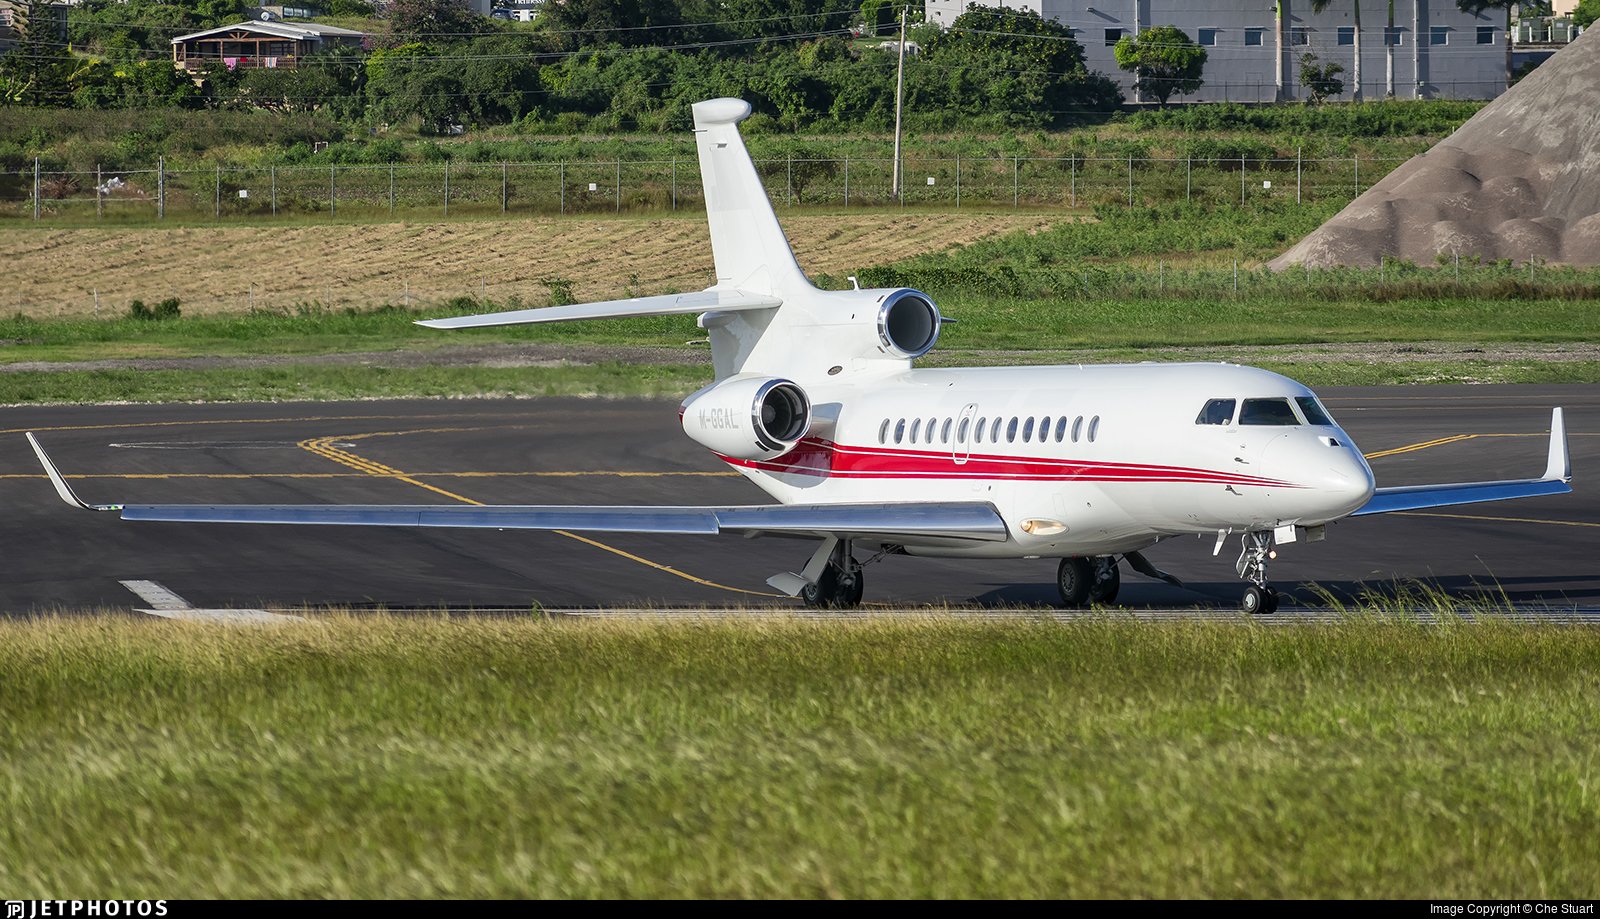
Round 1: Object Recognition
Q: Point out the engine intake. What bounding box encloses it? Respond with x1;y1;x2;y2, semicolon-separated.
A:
877;289;942;359
681;375;811;461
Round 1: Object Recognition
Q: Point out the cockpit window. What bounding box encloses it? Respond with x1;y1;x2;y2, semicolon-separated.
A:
1296;396;1334;426
1195;398;1236;425
1240;398;1300;425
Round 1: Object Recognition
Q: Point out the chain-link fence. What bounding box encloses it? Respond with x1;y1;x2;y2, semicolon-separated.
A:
2;152;1404;223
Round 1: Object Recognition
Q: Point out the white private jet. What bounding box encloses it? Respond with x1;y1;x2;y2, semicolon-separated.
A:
28;98;1572;613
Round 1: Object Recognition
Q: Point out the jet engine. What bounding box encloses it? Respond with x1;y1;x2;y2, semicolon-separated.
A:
680;374;811;461
872;288;942;360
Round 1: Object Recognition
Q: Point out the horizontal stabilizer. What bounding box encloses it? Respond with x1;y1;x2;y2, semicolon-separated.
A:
1352;407;1572;517
415;289;780;330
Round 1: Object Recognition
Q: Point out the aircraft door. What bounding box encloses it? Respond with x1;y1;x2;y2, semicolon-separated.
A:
953;403;978;465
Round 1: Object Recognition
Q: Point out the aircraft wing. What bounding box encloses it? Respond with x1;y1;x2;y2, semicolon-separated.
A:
414;289;780;330
27;433;1006;543
1350;407;1572;517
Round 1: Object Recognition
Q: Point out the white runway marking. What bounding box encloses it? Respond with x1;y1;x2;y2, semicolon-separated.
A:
119;579;304;623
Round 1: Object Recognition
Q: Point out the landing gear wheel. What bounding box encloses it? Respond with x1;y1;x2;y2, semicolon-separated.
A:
1057;557;1094;608
1089;557;1121;605
800;558;864;609
1242;584;1278;615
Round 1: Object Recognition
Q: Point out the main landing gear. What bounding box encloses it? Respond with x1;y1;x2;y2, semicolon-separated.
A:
1236;531;1280;615
1056;556;1121;608
801;540;865;608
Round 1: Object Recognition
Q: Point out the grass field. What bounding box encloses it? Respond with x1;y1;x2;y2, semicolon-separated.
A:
0;213;1055;317
1;614;1596;897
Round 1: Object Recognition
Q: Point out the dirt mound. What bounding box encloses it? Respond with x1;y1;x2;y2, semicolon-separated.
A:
1272;27;1600;269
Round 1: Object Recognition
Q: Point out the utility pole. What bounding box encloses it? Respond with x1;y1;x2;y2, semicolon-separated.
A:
891;4;907;202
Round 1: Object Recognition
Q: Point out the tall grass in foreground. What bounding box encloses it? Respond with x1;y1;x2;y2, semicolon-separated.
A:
2;615;1597;897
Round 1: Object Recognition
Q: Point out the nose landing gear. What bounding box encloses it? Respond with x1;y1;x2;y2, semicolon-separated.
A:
1236;531;1279;615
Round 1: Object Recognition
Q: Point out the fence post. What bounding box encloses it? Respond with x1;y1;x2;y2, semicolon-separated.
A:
157;157;165;220
443;161;450;217
1127;154;1133;209
1296;147;1302;204
1070;155;1076;208
1353;154;1359;198
1240;156;1246;205
329;165;336;217
1013;157;1019;208
560;163;565;215
501;161;507;214
271;165;277;216
787;153;793;208
388;164;395;214
96;164;103;219
32;158;40;221
1186;155;1192;203
843;155;849;207
671;157;677;211
615;159;621;213
215;164;221;219
955;154;960;209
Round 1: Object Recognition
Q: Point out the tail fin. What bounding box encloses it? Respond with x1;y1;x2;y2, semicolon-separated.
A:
693;99;812;297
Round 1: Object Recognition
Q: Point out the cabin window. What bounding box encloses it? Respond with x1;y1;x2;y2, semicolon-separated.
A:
894;419;906;443
927;417;938;444
1088;416;1100;442
941;418;953;443
1072;416;1083;442
910;418;922;442
1040;416;1052;442
975;417;986;443
1196;398;1236;425
991;417;1003;442
957;417;970;442
1240;398;1299;425
1296;396;1335;426
878;418;890;444
1006;417;1019;443
1055;416;1068;442
1022;417;1035;442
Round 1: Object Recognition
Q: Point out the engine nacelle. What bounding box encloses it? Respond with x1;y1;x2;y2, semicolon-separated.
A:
680;374;811;461
873;288;942;360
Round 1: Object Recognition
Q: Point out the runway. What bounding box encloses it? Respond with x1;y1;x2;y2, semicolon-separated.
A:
2;383;1595;615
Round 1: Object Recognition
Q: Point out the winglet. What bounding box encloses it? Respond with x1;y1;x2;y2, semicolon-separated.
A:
25;433;121;512
1545;407;1570;483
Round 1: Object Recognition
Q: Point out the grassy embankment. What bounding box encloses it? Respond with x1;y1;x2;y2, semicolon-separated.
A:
3;202;1600;401
1;614;1595;897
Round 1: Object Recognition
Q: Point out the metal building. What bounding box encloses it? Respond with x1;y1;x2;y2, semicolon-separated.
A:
922;1;1513;102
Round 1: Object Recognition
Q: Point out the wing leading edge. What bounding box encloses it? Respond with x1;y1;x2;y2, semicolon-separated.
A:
414;289;780;330
1351;407;1572;517
26;433;1006;543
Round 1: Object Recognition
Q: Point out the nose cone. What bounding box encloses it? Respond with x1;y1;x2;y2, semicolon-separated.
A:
1263;432;1375;522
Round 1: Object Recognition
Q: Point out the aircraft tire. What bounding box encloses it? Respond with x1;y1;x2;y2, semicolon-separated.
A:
1057;557;1094;608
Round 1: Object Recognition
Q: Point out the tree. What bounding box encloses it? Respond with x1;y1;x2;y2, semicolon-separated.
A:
922;6;1121;127
1310;1;1363;102
1112;25;1205;107
1298;52;1345;104
536;0;720;50
859;0;915;36
1573;0;1599;27
386;0;489;45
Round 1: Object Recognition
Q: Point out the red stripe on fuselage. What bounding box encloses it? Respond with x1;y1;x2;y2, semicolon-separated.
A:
717;438;1300;487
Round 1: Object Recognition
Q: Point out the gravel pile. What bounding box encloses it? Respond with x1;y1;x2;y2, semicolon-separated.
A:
1271;27;1600;269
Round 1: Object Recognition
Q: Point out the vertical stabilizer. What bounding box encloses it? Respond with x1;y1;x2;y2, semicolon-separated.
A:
693;99;813;297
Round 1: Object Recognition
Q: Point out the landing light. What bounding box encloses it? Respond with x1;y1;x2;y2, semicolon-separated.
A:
1020;518;1067;536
